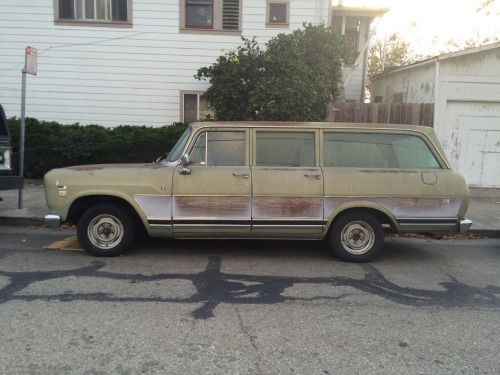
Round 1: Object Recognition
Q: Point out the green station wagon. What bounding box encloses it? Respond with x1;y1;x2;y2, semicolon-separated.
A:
44;122;472;262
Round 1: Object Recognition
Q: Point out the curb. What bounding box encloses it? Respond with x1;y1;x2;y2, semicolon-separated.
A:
0;217;46;227
468;229;500;239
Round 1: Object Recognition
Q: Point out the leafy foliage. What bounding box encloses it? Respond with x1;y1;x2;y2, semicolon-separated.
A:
367;32;428;98
196;23;353;121
7;118;187;179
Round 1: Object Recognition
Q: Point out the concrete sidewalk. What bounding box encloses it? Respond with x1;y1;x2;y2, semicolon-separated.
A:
1;180;499;237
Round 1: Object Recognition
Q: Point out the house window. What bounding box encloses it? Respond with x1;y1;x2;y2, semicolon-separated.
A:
56;0;131;24
186;0;213;28
180;0;241;33
266;1;289;27
269;3;286;23
182;93;214;123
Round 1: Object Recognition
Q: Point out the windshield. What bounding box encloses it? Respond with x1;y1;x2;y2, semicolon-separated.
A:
166;126;192;163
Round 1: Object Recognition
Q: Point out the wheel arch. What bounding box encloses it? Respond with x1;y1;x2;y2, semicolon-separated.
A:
325;203;399;236
67;195;146;232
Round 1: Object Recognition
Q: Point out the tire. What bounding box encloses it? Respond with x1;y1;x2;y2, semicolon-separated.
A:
328;212;384;262
77;204;136;257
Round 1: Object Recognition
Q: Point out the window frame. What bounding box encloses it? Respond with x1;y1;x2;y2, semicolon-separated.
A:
266;1;290;28
54;0;133;27
322;131;443;169
179;0;242;35
185;0;214;29
188;129;248;167
180;91;214;124
253;129;318;168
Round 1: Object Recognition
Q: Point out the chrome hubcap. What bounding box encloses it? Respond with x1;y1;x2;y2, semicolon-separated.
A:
88;214;124;249
340;221;375;255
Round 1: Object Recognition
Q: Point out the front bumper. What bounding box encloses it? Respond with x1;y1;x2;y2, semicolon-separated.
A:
44;214;61;229
459;219;472;234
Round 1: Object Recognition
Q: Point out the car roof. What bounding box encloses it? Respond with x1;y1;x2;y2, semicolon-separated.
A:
189;121;435;134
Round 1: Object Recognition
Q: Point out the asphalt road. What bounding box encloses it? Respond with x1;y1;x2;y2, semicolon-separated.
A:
0;226;499;375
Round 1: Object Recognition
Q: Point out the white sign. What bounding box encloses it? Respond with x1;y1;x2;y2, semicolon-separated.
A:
26;46;37;76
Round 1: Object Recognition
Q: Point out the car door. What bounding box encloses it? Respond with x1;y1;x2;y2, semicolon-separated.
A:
172;128;251;237
251;129;324;238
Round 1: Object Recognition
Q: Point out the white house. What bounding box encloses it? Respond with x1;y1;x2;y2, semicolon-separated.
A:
0;0;387;127
372;42;500;188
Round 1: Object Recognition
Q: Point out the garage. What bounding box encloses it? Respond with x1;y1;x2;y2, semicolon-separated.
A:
372;42;500;188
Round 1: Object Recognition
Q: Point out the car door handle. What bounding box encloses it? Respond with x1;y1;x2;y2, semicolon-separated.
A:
233;173;249;179
304;174;321;180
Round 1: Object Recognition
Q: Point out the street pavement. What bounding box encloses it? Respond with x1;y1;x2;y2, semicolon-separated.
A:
0;226;499;374
0;180;499;237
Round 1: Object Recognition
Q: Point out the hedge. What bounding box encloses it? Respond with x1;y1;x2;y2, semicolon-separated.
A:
7;117;188;179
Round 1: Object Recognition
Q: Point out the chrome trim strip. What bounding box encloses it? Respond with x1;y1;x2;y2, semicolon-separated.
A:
398;217;457;225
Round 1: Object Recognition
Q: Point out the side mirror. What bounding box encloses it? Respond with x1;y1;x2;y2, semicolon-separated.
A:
180;153;191;167
179;154;191;175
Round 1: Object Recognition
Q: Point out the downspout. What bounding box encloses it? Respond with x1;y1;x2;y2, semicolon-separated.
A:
316;0;326;24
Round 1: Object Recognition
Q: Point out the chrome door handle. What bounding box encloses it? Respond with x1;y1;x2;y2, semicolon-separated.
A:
233;173;249;179
304;174;321;180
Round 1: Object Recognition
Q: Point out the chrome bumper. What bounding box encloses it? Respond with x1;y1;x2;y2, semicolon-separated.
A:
459;219;472;234
44;214;61;229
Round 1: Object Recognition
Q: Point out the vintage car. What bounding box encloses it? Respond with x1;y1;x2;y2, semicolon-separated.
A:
44;122;472;262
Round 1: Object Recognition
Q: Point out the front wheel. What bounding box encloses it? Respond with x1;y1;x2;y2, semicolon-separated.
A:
328;212;384;262
77;204;136;257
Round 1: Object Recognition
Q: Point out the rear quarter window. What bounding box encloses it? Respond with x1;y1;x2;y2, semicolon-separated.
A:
323;132;441;169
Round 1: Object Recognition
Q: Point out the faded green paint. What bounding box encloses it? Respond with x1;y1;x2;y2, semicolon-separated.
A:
44;122;470;239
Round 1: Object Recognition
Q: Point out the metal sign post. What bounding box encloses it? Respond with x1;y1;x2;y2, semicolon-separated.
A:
19;46;37;209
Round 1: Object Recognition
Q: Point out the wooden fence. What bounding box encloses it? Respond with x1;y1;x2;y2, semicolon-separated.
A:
326;102;434;127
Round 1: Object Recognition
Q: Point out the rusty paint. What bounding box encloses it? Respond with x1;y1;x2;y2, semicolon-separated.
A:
253;196;323;218
173;196;251;217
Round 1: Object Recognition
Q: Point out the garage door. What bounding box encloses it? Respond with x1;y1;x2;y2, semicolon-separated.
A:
442;102;500;187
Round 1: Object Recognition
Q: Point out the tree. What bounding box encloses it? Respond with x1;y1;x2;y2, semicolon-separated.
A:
195;23;353;121
366;32;428;98
444;0;499;51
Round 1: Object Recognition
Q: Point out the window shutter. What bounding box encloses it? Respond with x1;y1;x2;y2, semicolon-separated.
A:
222;0;239;30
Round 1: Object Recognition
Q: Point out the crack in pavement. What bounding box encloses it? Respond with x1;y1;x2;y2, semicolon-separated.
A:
0;257;499;320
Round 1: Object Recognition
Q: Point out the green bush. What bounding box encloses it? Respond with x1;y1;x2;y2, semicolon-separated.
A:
196;23;354;121
7;118;187;179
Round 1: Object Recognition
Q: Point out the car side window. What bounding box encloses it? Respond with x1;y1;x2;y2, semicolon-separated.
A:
190;131;246;166
323;132;441;169
256;131;315;167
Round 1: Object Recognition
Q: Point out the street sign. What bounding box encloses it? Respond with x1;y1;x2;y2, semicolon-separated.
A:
25;46;37;76
18;45;38;208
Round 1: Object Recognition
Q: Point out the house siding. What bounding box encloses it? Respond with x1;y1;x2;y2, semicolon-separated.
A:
372;63;436;103
0;0;330;126
342;22;370;102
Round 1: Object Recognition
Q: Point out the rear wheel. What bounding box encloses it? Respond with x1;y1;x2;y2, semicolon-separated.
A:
77;204;135;257
328;212;384;262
